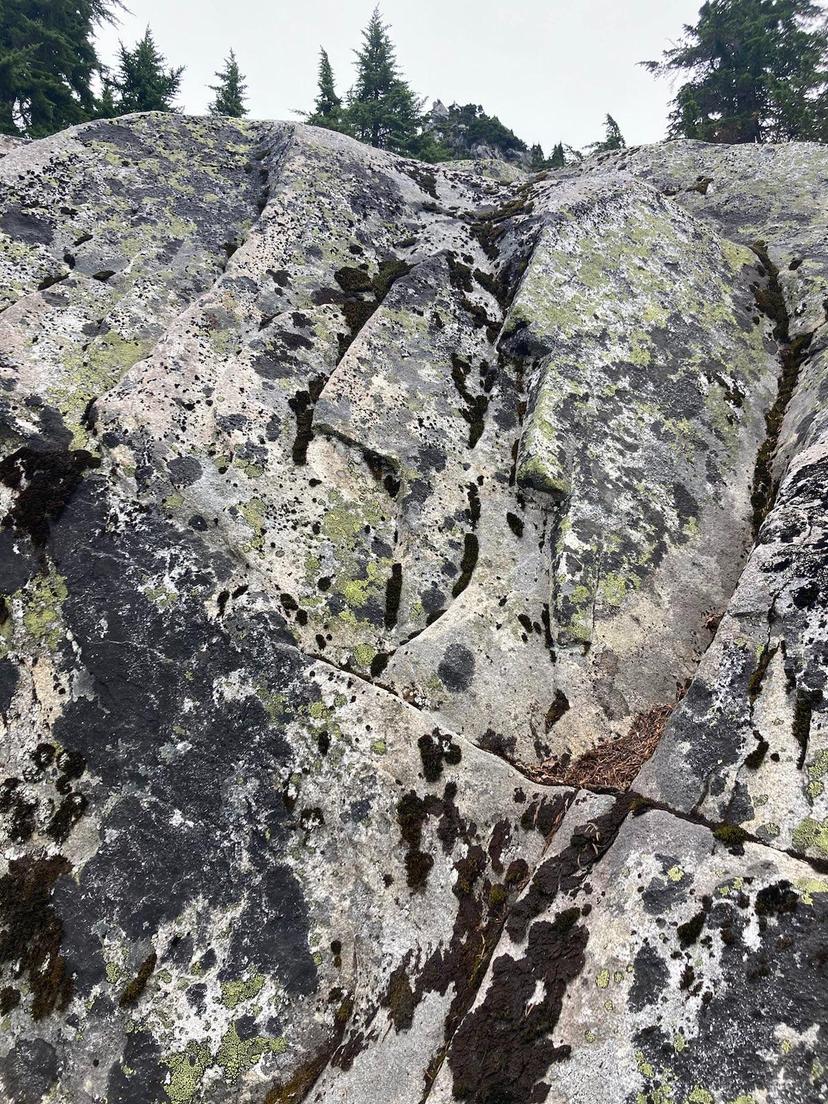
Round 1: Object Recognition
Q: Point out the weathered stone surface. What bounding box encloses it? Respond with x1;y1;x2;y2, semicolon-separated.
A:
0;119;826;1102
428;804;827;1104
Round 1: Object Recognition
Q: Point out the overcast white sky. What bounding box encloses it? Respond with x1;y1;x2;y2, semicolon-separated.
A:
95;0;704;152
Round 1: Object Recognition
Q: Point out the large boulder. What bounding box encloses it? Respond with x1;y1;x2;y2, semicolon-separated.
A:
0;119;825;1103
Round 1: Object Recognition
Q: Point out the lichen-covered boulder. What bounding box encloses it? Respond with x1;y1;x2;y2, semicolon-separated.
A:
0;118;826;1104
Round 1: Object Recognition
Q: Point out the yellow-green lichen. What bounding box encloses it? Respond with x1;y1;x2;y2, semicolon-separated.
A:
215;1022;286;1082
164;1042;211;1104
220;974;265;1010
792;816;828;856
20;570;69;649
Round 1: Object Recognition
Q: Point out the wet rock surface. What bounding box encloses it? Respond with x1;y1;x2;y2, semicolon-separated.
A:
0;116;825;1102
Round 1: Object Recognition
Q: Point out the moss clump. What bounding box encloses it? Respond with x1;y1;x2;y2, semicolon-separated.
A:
334;266;373;294
119;950;157;1007
713;823;749;848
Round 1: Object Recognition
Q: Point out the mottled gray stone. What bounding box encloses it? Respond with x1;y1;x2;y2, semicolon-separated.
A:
0;118;826;1103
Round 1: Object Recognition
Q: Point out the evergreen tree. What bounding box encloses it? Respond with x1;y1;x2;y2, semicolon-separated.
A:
96;75;117;119
644;0;828;142
305;47;351;133
549;142;567;168
529;142;546;169
588;113;626;153
312;48;341;119
0;0;120;137
114;27;183;114
208;50;248;117
347;7;422;154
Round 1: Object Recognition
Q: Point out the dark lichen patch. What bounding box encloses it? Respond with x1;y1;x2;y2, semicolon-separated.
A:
334;266;373;294
545;689;570;731
506;511;524;538
418;730;462;783
437;643;475;693
46;791;88;842
397;791;440;890
743;734;770;770
372;257;412;301
0;778;37;842
0;447;100;546
0;855;73;1020
633;876;827;1102
384;957;417;1031
450;354;489;448
118;951;157;1008
451;534;479;599
792;689;812;771
676;903;708;948
446;908;585;1104
507;795;634;943
748;642;778;705
383;563;403;630
288;376;325;465
400;162;438;199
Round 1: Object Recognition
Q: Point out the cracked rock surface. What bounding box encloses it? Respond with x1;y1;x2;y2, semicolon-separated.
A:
0;115;825;1103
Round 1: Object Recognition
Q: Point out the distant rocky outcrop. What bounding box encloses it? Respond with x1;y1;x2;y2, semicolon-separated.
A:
423;100;531;164
0;114;826;1104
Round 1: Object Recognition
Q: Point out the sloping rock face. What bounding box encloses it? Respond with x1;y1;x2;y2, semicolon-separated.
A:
0;116;825;1104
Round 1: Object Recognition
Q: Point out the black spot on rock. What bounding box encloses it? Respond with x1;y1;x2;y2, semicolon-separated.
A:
629;942;669;1011
437;643;475;693
166;456;203;487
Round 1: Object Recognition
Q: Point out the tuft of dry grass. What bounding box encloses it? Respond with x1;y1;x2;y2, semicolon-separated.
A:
535;702;676;792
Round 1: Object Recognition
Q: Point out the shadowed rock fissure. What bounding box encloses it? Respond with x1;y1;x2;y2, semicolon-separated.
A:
749;241;816;532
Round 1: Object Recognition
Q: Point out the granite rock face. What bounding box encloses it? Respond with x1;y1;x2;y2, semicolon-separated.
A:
0;116;825;1104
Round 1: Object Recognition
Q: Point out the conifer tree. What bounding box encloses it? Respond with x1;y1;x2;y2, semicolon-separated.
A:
588;113;626;153
347;7;422;154
96;75;118;119
645;0;828;142
548;142;567;168
0;0;119;137
529;143;545;169
313;49;342;119
208;50;248;117
114;27;183;114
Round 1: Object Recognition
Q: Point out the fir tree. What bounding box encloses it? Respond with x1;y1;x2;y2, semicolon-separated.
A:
529;143;546;169
208;50;248;117
305;47;350;132
644;0;828;142
313;48;341;119
548;142;567;168
0;0;120;137
347;7;422;154
114;27;183;115
588;113;626;153
96;75;117;119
